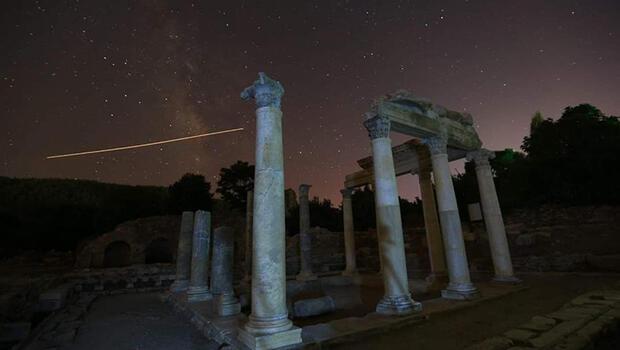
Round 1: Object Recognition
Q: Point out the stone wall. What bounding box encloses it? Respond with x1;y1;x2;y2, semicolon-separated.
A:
284;227;429;278
75;216;180;268
466;205;620;272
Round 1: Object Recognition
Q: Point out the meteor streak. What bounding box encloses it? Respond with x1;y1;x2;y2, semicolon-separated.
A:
46;127;244;159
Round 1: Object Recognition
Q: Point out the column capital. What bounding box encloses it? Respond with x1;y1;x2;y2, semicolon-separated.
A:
340;188;353;198
467;148;495;167
363;113;391;139
423;136;448;155
298;184;311;197
240;72;284;108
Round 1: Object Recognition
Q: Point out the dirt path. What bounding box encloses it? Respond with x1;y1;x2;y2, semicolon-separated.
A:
65;293;218;350
335;274;620;350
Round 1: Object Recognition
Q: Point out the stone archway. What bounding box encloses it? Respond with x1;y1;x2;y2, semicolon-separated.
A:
103;241;131;268
145;238;173;264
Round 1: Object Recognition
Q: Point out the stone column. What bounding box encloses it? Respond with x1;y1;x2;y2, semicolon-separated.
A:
341;188;358;276
424;137;479;300
211;226;241;316
296;184;316;281
170;211;194;292
467;149;520;283
415;148;447;286
187;210;212;302
238;73;301;349
363;114;421;315
243;190;254;285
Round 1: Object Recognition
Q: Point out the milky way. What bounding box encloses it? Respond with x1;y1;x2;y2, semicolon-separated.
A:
2;0;619;202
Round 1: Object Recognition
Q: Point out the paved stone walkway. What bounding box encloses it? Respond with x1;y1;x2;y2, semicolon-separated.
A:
64;293;218;350
335;274;620;350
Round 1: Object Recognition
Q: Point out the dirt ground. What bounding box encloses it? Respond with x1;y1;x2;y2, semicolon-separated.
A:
335;273;620;350
64;293;219;350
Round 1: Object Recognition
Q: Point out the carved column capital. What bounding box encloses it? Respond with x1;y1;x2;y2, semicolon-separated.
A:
340;188;353;199
298;184;311;197
423;136;448;155
467;149;495;167
363;114;391;140
240;72;284;108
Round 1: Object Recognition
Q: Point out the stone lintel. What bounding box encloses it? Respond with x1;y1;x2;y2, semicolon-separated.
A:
238;326;302;350
374;93;482;151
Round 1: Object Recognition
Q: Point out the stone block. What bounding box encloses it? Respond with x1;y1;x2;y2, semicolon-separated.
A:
547;306;603;321
528;319;589;348
466;336;513;350
293;296;336;317
503;329;537;343
238;326;302;350
518;316;556;332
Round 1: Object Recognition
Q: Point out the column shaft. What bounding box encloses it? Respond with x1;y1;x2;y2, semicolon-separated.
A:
243;191;254;283
341;189;357;276
364;115;420;315
170;211;194;292
297;184;316;281
211;226;241;316
425;137;479;300
417;165;447;278
468;150;519;283
187;210;212;302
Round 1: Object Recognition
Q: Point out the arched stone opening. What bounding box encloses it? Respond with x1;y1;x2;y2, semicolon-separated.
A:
103;241;131;268
145;238;173;264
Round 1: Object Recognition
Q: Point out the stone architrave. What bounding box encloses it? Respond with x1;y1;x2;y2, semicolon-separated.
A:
237;73;301;350
296;184;317;281
363;114;421;315
170;211;194;292
243;190;254;285
341;188;358;276
186;210;212;302
211;226;241;316
467;149;520;283
415;148;447;286
424;136;479;300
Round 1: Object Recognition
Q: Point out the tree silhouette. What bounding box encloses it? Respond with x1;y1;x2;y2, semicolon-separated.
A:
216;161;255;210
168;173;213;213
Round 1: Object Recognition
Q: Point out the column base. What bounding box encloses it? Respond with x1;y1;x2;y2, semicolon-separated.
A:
186;286;212;302
296;271;317;282
376;294;422;315
238;326;302;350
169;279;190;292
217;294;241;317
441;283;480;300
492;275;522;284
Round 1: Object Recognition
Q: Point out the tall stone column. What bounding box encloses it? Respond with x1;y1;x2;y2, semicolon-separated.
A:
243;190;254;285
211;226;241;316
467;149;520;283
296;184;316;281
364;114;421;315
187;210;212;302
341;188;358;276
170;211;194;292
238;73;301;350
424;137;479;300
415;148;447;286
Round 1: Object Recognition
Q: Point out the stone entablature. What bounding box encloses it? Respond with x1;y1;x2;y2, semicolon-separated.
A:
373;90;482;151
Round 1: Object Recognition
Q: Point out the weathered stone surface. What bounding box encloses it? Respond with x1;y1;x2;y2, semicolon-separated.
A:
547;306;603;321
518;316;556;332
466;336;513;350
293;296;336;317
503;329;537;343
187;210;212;302
528;319;589;348
238;326;301;350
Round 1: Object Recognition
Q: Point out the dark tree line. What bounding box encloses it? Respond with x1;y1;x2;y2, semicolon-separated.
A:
454;104;620;214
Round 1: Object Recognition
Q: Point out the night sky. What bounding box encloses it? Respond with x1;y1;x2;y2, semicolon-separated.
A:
2;1;619;202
